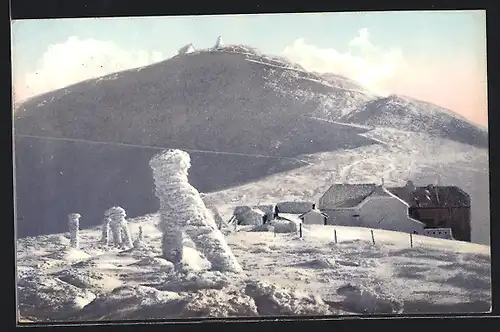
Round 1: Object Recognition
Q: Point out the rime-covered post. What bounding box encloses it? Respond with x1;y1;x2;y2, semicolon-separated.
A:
149;149;243;272
101;216;111;246
138;226;144;241
68;213;81;249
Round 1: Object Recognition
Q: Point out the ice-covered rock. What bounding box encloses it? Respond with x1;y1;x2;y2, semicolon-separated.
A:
105;207;133;248
149;149;243;273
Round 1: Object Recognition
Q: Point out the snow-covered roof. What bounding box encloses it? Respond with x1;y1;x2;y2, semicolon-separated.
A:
387;185;470;208
299;209;328;219
247;208;266;216
276;201;313;214
277;213;302;224
319;184;377;209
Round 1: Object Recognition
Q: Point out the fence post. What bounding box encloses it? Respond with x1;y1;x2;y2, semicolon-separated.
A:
334;229;338;244
299;223;303;238
410;233;413;248
370;230;375;245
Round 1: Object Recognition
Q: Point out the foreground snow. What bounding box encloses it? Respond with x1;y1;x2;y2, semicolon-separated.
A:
16;213;491;322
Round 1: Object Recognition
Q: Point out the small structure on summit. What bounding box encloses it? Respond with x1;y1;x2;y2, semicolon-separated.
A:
178;43;195;55
214;36;224;50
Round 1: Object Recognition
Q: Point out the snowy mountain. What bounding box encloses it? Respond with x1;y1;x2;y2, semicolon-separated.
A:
13;45;488;241
340;95;488;147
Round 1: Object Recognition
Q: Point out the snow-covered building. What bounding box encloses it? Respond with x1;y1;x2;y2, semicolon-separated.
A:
178;43;195;55
318;183;425;235
387;181;470;242
299;205;328;225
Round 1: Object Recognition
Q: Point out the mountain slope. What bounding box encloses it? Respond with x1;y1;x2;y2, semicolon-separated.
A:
14;47;377;238
340;95;488;147
13;46;488;238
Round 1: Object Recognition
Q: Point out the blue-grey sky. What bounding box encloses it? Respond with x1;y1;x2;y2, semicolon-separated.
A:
11;10;488;125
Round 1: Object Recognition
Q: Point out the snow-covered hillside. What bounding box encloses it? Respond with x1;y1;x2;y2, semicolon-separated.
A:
16;213;491;322
206;126;490;245
341;95;488;147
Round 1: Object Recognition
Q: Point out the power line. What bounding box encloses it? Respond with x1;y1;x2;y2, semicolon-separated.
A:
15;134;311;165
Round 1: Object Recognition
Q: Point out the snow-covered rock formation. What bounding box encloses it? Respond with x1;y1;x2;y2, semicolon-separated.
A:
178;43;195;55
149;149;242;273
105;207;133;248
214;36;223;49
68;213;81;249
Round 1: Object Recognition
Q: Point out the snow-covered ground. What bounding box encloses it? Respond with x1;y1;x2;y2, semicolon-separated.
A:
206;127;490;245
16;212;491;322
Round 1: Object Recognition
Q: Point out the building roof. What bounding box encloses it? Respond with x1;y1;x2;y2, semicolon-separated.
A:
387;185;470;208
276;213;303;224
276;201;314;214
299;209;329;218
318;184;378;209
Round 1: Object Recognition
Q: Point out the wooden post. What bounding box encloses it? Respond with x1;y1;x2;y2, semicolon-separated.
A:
371;230;375;245
410;233;413;248
299;223;302;238
334;229;338;244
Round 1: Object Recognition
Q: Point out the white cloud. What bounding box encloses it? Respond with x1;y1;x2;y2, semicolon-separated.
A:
282;28;407;94
13;36;167;103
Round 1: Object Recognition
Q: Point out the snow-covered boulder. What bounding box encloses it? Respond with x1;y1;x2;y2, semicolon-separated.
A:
149;149;242;273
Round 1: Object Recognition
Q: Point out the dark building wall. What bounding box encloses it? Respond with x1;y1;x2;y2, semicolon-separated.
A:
409;206;471;242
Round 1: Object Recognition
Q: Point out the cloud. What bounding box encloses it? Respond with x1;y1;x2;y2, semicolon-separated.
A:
13;36;166;103
282;28;407;95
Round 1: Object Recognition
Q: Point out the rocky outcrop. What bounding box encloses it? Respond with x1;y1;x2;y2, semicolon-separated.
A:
149;149;242;273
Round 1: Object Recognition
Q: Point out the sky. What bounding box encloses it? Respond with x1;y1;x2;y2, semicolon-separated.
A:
11;10;488;126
